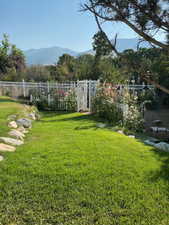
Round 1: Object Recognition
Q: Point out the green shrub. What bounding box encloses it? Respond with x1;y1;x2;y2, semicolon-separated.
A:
92;86;123;124
92;84;144;132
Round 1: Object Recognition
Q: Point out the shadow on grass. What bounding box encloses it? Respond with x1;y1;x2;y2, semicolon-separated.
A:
148;149;169;182
0;97;17;103
130;133;169;183
40;111;104;124
75;125;99;130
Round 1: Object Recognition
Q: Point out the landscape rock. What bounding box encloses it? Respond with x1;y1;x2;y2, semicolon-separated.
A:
144;140;169;152
8;121;18;129
8;130;25;140
0;143;16;152
16;118;32;128
152;120;162;126
96;123;107;128
17;126;28;134
7;114;17;121
144;140;156;146
0;137;24;146
128;135;135;138
0;155;4;161
35;112;41;120
147;137;160;143
117;130;124;134
154;142;169;152
28;112;36;120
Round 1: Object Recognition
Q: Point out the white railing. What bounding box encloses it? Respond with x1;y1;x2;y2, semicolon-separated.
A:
0;80;154;112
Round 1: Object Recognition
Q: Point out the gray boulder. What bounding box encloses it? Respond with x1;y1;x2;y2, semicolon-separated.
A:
96;123;107;128
154;142;169;152
16;118;32;128
144;140;156;146
144;140;169;153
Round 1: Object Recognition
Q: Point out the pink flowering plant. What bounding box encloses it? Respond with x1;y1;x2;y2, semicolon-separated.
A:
30;87;77;111
92;83;123;124
122;90;144;132
92;83;144;132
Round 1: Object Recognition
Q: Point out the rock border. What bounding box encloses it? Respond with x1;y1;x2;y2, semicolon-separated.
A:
0;105;40;161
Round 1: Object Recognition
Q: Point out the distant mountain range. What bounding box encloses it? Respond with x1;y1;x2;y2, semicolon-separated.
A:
24;38;150;65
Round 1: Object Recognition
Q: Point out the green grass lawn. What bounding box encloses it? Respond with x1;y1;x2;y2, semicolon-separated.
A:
0;97;169;225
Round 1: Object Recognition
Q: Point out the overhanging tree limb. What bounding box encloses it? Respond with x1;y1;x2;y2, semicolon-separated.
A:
83;0;169;95
83;0;169;51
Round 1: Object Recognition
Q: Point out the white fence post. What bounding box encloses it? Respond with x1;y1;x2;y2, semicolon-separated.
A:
88;80;91;112
30;94;33;103
0;80;154;112
47;82;50;106
22;79;26;97
77;80;80;112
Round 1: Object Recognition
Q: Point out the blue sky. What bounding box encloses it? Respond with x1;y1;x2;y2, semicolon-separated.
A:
0;0;152;52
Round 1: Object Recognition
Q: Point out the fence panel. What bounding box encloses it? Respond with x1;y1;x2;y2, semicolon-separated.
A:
0;81;154;112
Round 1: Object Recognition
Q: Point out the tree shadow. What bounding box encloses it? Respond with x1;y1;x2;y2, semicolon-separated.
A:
74;125;98;130
57;114;105;124
148;148;169;182
39;111;104;124
0;97;17;103
131;133;169;184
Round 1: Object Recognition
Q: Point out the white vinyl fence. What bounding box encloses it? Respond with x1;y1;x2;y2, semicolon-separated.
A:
0;80;99;112
0;80;154;112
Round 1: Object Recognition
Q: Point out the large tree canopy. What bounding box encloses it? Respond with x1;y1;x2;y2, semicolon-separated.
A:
83;0;169;51
83;0;169;94
0;34;26;81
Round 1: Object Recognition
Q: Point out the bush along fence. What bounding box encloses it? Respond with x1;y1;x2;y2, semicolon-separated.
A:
0;81;154;116
92;83;156;132
0;80;99;112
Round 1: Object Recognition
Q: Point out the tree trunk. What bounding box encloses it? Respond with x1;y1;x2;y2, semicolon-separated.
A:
143;77;169;95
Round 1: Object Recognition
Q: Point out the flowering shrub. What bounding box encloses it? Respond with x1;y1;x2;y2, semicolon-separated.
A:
64;89;77;111
92;84;123;124
29;88;77;111
92;84;144;132
122;90;144;132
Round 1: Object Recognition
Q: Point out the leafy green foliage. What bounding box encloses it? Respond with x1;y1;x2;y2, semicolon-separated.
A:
92;84;123;124
92;84;144;132
0;34;26;81
30;88;77;112
84;0;169;51
122;91;144;132
93;31;112;58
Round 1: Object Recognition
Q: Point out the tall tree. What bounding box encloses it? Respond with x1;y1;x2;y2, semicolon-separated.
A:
56;54;76;81
84;0;169;94
0;34;26;81
0;34;10;78
83;0;169;51
9;45;26;72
